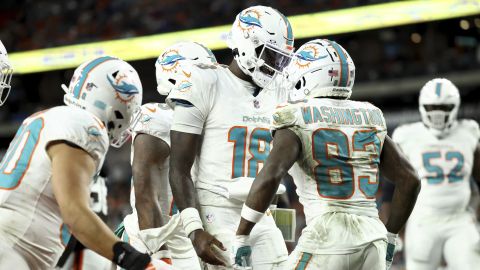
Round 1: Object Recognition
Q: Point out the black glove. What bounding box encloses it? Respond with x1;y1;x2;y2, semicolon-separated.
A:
113;242;151;270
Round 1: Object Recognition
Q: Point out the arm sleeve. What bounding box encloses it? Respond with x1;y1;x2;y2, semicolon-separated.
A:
170;104;205;135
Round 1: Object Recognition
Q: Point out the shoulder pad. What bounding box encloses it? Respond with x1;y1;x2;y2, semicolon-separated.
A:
272;102;303;130
392;122;422;143
166;64;218;111
459;119;480;140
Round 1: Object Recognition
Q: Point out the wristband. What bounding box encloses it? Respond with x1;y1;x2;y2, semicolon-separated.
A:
180;207;204;236
386;232;398;244
112;242;150;270
241;204;264;223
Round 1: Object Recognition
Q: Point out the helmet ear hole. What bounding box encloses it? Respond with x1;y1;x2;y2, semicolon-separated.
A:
114;110;124;119
295;80;301;90
107;121;115;131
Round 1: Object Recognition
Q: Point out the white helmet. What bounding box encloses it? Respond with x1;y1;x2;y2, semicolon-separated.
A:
155;42;217;95
284;39;355;102
62;56;143;147
419;78;460;136
227;6;294;88
0;40;13;106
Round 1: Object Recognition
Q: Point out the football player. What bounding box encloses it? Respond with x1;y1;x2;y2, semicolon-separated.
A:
0;40;13;106
116;41;217;270
234;39;421;270
392;78;480;270
0;56;171;270
166;5;294;269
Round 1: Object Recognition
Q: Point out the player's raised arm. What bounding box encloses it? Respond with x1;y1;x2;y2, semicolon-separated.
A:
380;135;421;233
132;133;170;230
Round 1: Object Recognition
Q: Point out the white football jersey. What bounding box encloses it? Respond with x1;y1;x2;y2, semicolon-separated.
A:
129;103;175;216
272;98;387;223
392;120;480;216
0;106;108;269
167;64;287;207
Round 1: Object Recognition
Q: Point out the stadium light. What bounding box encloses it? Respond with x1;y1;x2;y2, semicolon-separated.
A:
9;0;480;74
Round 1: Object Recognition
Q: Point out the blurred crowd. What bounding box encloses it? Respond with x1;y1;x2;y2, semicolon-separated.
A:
0;0;389;51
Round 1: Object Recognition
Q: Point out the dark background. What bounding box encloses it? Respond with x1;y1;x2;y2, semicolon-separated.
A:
1;1;479;267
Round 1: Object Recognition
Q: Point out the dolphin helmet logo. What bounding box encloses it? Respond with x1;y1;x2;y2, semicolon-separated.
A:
158;49;185;72
295;44;327;68
107;73;139;103
237;9;262;32
177;80;193;92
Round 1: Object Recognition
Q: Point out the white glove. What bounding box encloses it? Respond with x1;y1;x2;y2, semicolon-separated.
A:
232;235;252;270
386;232;398;270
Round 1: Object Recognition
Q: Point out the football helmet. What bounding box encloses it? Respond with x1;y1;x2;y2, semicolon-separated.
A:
284;39;355;102
227;6;294;88
0;40;13;106
62;56;143;147
419;78;460;136
155;41;217;95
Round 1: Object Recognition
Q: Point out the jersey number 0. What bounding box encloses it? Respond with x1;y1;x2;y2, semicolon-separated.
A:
0;117;44;190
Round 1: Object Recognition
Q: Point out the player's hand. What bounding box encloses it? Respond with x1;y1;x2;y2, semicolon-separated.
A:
146;258;174;270
233;235;252;270
386;232;398;270
189;229;227;266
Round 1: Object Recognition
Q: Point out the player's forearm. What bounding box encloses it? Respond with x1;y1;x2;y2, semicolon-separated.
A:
169;168;197;211
385;173;420;233
136;196;166;230
133;168;167;229
237;166;284;235
61;204;119;260
169;131;200;211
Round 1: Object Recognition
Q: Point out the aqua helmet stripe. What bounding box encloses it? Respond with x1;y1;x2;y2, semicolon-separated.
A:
435;82;442;97
329;41;349;87
276;9;294;48
73;56;117;98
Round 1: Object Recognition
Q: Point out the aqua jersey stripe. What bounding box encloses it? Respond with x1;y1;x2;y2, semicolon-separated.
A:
435;82;442;97
295;252;312;270
330;41;349;87
277;10;294;47
73;56;116;98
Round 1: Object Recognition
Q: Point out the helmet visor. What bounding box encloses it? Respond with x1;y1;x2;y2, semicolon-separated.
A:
423;104;455;130
256;43;293;75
